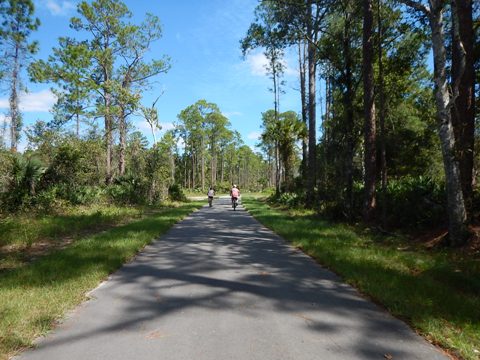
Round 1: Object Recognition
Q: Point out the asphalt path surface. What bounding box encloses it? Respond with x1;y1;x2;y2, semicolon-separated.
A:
16;197;448;360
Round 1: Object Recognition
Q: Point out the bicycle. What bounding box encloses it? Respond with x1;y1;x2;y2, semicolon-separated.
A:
232;196;238;211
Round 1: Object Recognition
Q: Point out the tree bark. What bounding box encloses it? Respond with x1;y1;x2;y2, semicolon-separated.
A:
451;0;475;220
429;0;468;245
306;0;317;206
363;0;377;222
9;45;20;153
378;0;388;227
119;107;126;176
105;91;113;184
201;136;205;190
344;13;355;219
299;40;308;181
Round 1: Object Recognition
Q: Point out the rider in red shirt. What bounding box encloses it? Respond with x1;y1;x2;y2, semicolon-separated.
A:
230;185;240;207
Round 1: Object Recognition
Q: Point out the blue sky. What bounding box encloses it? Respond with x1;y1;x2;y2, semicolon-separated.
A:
0;0;303;151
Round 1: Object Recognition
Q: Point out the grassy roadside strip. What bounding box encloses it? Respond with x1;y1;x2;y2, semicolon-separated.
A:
0;205;144;248
0;201;203;360
243;197;480;360
0;205;149;271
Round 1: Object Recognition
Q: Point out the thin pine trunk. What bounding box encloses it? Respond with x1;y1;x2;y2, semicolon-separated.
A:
299;40;308;182
378;0;388;227
306;0;317;206
363;0;377;222
9;46;20;153
344;16;354;218
119;107;126;176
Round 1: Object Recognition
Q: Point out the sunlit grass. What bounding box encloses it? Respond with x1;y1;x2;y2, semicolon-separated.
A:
243;197;480;360
0;201;203;360
0;205;143;248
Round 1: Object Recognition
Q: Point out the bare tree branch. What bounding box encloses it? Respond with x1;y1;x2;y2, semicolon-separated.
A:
398;0;430;15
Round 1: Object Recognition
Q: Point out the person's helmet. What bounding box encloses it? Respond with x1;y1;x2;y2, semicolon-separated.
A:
233;184;237;188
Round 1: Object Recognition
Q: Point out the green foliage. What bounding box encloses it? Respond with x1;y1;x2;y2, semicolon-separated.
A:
168;184;186;201
382;177;446;229
271;191;305;207
109;174;147;205
215;181;233;193
1;154;45;212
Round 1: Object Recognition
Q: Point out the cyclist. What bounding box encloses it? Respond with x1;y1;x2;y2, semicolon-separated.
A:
207;187;215;207
230;184;240;209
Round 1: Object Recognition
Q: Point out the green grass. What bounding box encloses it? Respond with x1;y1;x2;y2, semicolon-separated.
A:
0;201;203;360
0;205;143;248
0;205;146;272
243;197;480;360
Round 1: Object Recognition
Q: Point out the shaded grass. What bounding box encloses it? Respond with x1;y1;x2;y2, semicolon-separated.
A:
0;205;146;272
0;205;143;248
243;197;480;360
0;201;203;360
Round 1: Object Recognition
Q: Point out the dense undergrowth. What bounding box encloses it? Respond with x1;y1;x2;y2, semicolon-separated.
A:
272;176;480;232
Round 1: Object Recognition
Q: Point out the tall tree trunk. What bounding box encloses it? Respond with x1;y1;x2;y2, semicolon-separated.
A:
299;41;308;181
105;91;113;184
429;0;468;245
184;157;187;188
378;0;388;227
119;107;126;176
220;152;224;183
272;51;281;196
363;0;377;222
306;0;317;206
9;45;20;153
192;147;196;189
201;137;205;190
344;15;355;219
451;0;475;221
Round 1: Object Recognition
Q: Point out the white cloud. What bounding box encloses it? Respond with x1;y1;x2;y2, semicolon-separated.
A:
245;52;297;78
0;113;8;124
159;122;175;131
247;131;261;140
45;0;75;16
136;120;174;133
0;89;57;112
21;90;57;112
136;119;153;133
246;53;269;76
223;111;242;118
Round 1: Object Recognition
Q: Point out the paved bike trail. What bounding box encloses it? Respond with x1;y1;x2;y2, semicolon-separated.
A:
16;197;448;360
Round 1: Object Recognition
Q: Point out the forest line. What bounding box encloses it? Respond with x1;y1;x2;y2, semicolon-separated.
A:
0;0;478;247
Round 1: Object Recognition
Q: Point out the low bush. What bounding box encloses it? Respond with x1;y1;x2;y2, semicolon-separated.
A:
381;176;446;229
108;175;148;205
168;184;187;201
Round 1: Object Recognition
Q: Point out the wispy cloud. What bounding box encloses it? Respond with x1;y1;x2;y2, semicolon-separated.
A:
246;53;269;76
136;119;175;133
159;122;175;131
0;113;8;124
247;131;261;140
245;52;297;77
44;0;75;16
0;89;57;112
223;111;242;118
